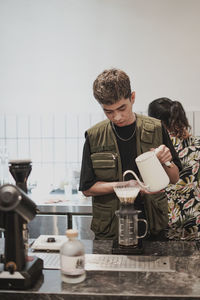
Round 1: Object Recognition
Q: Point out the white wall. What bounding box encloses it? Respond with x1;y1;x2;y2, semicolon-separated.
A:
1;0;200;114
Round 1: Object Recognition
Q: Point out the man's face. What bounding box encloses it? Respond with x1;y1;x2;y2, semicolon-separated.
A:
101;92;135;126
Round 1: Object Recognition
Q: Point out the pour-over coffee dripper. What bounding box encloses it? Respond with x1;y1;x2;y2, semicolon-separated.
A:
114;181;141;205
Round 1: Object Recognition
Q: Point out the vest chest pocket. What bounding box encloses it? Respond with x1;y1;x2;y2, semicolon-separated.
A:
91;152;118;181
141;122;154;144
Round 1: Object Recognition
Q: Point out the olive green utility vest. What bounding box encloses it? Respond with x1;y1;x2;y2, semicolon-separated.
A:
87;114;168;240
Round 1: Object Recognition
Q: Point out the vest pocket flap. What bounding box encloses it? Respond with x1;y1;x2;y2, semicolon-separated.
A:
91;152;117;169
92;160;115;168
91;152;118;181
143;122;155;132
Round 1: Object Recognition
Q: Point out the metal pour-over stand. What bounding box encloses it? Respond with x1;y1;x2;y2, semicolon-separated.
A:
112;170;148;255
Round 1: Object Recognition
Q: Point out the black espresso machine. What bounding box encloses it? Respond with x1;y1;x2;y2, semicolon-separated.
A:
0;160;43;289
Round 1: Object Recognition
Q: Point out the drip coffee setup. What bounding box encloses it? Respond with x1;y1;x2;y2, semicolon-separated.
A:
112;149;170;254
0;160;43;290
112;170;148;254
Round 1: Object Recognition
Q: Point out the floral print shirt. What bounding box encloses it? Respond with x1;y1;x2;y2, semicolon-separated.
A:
166;134;200;240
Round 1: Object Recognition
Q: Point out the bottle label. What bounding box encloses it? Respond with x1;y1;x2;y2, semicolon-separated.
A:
60;255;85;276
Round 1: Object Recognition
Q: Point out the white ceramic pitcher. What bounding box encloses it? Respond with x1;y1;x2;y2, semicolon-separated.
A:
135;151;170;192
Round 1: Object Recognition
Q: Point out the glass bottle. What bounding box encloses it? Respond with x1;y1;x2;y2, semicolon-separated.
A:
60;229;86;284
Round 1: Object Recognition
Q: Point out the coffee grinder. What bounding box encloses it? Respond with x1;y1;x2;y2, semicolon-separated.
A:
0;184;43;289
0;159;43;289
112;170;148;255
9;159;33;257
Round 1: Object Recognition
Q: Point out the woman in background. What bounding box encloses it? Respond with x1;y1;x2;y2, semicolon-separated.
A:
148;98;200;240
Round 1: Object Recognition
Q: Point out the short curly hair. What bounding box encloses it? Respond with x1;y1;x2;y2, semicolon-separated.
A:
93;68;132;105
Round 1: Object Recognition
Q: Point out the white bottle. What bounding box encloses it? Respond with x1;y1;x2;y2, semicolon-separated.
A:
60;229;86;284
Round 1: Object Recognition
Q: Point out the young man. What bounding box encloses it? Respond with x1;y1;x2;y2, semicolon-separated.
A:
79;68;181;240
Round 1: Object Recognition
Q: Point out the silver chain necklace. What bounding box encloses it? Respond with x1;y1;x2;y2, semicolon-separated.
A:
111;122;136;142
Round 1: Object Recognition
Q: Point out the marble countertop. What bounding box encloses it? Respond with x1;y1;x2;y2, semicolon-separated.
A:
1;239;200;299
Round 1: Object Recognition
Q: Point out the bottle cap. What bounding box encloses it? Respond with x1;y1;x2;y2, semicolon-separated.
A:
66;229;78;238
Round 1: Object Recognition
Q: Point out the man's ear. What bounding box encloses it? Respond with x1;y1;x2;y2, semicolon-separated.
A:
130;92;135;104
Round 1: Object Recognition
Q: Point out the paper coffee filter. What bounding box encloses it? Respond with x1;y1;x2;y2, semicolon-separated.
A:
114;186;140;199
